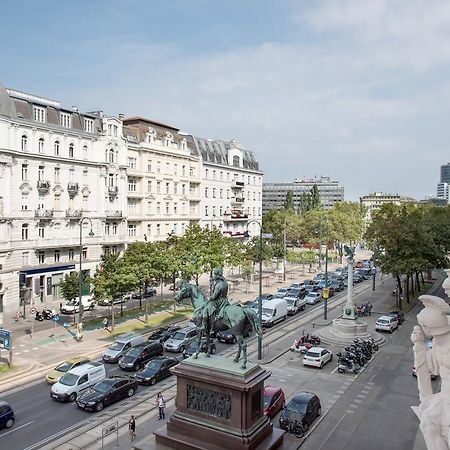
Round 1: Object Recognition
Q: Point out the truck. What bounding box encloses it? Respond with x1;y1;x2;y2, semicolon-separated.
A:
283;294;306;315
260;298;288;327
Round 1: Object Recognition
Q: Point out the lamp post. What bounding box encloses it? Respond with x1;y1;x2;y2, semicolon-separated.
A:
323;220;329;320
246;220;263;360
78;217;94;327
317;224;322;270
283;217;287;282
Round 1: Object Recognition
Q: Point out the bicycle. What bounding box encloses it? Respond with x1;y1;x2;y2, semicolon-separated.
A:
287;411;305;438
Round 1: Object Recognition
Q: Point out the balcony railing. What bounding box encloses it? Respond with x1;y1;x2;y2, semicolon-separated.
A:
106;210;123;218
35;208;54;219
223;230;246;238
231;196;245;204
108;186;119;196
37;180;51;194
67;182;79;196
232;181;245;189
66;209;83;219
223;210;249;220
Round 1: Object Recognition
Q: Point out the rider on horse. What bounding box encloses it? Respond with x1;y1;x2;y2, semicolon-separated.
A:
208;268;230;324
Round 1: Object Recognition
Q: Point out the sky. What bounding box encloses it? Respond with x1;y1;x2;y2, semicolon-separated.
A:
1;0;449;201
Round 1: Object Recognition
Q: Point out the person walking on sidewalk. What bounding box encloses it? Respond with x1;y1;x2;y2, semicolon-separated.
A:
156;392;165;419
102;317;110;332
128;415;136;441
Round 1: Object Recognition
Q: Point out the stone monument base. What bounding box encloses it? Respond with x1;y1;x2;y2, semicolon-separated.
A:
154;354;284;450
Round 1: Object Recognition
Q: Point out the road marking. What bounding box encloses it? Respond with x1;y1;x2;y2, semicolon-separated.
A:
15;352;21;356
23;349;30;353
0;420;34;437
353;399;363;403
346;410;355;414
318;412;347;449
336;390;345;394
361;390;369;394
349;404;359;408
367;381;375;385
356;394;366;399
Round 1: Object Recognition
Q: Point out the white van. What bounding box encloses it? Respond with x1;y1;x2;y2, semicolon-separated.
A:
50;362;106;402
102;332;145;363
260;298;288;327
284;296;306;315
61;295;95;314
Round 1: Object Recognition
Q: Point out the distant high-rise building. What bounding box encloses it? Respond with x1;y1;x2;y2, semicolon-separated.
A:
262;176;344;214
437;182;449;201
440;163;450;183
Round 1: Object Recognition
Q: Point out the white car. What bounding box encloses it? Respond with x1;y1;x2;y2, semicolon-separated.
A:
303;347;333;368
305;292;321;305
375;315;398;333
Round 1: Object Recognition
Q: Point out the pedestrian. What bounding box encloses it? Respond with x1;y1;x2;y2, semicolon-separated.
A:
156;392;165;420
59;302;63;312
102;317;110;332
128;415;136;441
368;302;372;316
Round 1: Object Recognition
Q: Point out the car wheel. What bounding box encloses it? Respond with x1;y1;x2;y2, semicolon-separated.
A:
211;347;216;354
69;392;77;402
317;407;322;417
330;354;333;362
232;337;237;344
150;377;157;386
5;418;14;428
95;402;104;412
320;362;324;369
127;388;135;397
353;368;359;374
134;363;140;371
338;368;345;374
373;345;379;351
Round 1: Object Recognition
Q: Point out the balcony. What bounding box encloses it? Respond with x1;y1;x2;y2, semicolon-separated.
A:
37;180;51;194
35;208;54;219
66;209;83;219
102;235;127;244
223;230;246;238
232;181;245;189
231;196;245;205
67;182;79;197
223;210;249;221
108;186;118;197
106;210;123;218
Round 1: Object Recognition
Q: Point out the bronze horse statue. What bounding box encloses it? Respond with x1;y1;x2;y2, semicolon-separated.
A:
175;280;262;369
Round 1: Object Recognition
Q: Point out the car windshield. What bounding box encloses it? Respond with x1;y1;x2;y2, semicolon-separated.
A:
378;319;388;324
187;342;198;350
306;294;316;298
287;398;308;415
306;351;320;358
262;308;273;315
66;300;77;306
93;380;114;393
108;342;125;351
263;395;271;408
127;348;142;357
172;332;186;340
286;299;295;306
55;361;73;373
290;289;300;295
59;373;79;386
145;361;163;371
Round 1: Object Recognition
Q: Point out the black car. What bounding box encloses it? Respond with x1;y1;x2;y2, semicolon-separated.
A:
387;310;405;325
76;376;138;412
216;323;252;344
329;280;344;292
147;325;181;344
285;287;306;300
279;392;321;436
132;287;157;299
183;340;216;358
303;279;314;286
0;401;14;429
134;356;179;385
118;341;163;371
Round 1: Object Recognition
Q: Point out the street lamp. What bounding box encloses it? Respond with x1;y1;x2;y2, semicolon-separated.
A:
78;217;94;327
245;220;263;360
323;220;329;321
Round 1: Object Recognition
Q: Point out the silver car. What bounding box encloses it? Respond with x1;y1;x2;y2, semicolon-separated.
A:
163;326;197;353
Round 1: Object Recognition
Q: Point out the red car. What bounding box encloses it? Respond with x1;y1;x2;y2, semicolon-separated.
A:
263;386;285;418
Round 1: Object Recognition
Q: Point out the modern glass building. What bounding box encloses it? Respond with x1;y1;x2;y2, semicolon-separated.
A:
440;163;450;183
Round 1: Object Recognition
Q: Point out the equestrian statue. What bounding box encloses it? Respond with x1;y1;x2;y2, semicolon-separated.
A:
175;268;262;369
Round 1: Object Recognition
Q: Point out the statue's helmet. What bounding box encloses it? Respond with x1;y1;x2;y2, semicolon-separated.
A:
213;267;223;277
417;295;450;337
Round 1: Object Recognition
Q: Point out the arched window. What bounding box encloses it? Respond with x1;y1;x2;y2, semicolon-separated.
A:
21;135;27;151
108;149;114;163
54;141;60;156
69;143;74;158
232;155;240;167
21;224;29;240
83;145;88;160
38;138;44;154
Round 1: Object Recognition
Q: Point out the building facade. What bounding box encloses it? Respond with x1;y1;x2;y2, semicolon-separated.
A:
191;137;263;238
262;176;344;214
360;192;415;221
0;83;128;317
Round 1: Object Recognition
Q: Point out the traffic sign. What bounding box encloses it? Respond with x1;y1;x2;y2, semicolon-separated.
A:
0;329;11;350
52;314;60;322
323;288;330;299
261;233;273;239
30;307;37;314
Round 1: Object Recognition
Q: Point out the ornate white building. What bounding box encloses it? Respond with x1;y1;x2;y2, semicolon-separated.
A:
0;83;128;316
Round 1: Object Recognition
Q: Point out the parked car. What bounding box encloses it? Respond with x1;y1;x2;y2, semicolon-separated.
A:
275;288;289;298
260;298;288;327
329;280;344;292
303;279;314;286
263;386;285;418
314;273;325;282
97;296;127;306
217;323;252;343
303;347;333;368
147;325;181;344
284;296;306;315
60;296;95;314
279;392;321;436
134;356;179;385
102;333;146;363
375;315;399;333
0;401;14;429
76;376;138;412
305;285;318;293
45;356;91;384
183;340;216;358
132;287;157;299
322;286;335;298
289;282;306;290
286;287;306;300
163;325;197;352
316;279;333;290
352;273;363;283
305;292;321;305
387;310;405;325
118;341;164;371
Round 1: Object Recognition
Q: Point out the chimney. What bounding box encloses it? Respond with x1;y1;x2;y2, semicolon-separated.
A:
118;113;124;120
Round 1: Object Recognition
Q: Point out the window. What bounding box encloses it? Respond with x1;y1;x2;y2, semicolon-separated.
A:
33;106;46;123
128;199;137;213
213;170;216;180
68;249;74;260
147;201;152;214
54;194;60;210
190;167;195;177
38;226;45;238
165;202;170;214
219;189;223;199
38;165;45;180
112;246;118;254
54;250;60;262
69;143;74;158
112;223;117;235
212;188;216;198
21;135;27;151
107;149;114;163
205;187;209;198
21;195;28;210
182;184;186;195
174;203;178;214
128;157;136;169
147;160;152;172
213;206;216;216
166;162;170;173
128;178;137;192
83;145;88;160
182;165;186;176
165;182;170;194
21;163;28;180
227;190;230;199
156;161;161;174
38;138;44;154
105;223;110;235
156;223;161;237
174;182;178;195
38;251;45;264
84;118;94;133
60;112;71;128
21;224;29;240
205;206;209;217
82;196;88;210
205;169;209;179
174;164;178;175
82;247;87;259
147;180;152;193
220;171;223;180
156;182;161;194
147;224;152;236
54;141;60;156
128;224;137;237
54;168;60;183
22;252;29;266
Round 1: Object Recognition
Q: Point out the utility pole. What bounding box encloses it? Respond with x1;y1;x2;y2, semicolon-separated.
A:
283;217;287;282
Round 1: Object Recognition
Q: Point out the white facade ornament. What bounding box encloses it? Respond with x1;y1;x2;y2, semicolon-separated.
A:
411;294;450;450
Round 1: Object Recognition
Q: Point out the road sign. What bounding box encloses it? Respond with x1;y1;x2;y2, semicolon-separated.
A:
323;288;330;299
0;329;11;350
52;314;60;322
30;307;37;314
261;233;273;239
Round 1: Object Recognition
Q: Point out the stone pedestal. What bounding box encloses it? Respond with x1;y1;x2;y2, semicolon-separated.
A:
154;354;284;450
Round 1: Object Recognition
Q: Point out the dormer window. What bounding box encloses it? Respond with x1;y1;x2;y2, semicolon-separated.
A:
84;118;94;133
232;155;240;167
60;112;71;128
33;106;46;123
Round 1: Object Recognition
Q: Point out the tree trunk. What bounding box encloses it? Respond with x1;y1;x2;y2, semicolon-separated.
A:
415;272;421;292
420;271;425;286
410;274;415;295
396;273;402;294
405;276;410;304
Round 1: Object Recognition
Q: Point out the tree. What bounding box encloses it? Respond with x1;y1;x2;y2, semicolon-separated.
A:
284;190;294;211
60;272;79;302
297;185;322;216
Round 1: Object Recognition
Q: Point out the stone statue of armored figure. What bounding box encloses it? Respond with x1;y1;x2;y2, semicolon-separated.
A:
411;294;450;450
